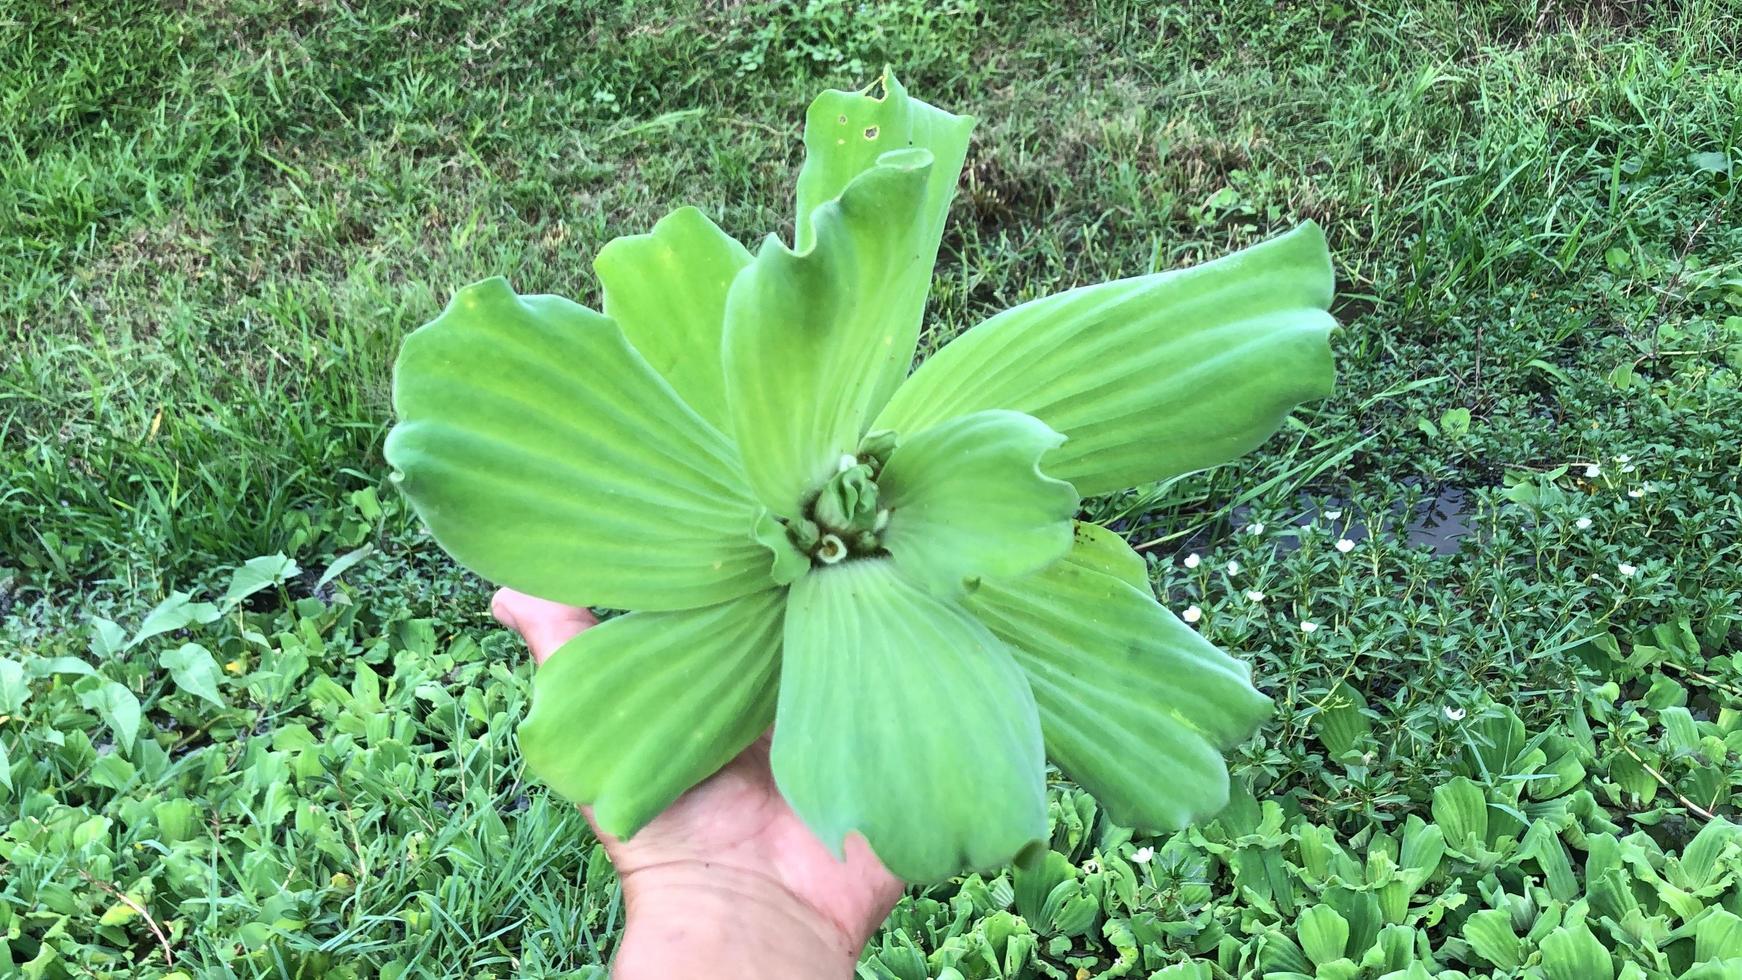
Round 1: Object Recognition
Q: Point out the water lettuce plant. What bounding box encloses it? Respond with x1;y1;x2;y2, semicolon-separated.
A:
385;72;1337;881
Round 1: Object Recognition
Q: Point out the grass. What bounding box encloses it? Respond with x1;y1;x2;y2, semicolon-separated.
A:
4;0;1742;976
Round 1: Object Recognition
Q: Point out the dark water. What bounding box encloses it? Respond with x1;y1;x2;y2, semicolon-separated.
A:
1139;481;1479;562
1302;484;1475;557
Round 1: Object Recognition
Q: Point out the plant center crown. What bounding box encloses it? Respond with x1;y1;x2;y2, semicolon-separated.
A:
784;429;898;564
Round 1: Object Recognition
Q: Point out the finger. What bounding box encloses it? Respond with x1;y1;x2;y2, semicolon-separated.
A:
491;588;598;665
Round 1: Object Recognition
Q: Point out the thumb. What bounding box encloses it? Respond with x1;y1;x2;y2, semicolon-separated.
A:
491;588;598;665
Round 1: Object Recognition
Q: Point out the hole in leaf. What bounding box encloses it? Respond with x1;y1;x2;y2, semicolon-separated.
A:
864;126;879;140
838;113;848;125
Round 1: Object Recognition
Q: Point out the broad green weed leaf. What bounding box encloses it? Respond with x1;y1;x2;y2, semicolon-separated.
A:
161;643;226;708
771;559;1047;881
724;152;935;517
1312;682;1372;758
87;618;126;658
1662;705;1702;753
1689;150;1733;175
314;544;373;589
221;554;300;611
27;657;95;678
1369;924;1423;973
1398;814;1446;884
0;657;26;714
98;897;142;926
127;591;220;649
967;532;1270;832
878;410;1077;593
90;753;135;790
0;735;10;791
75;676;141;753
595;206;751;431
878;223;1336;496
520;589;784;838
387;278;775;611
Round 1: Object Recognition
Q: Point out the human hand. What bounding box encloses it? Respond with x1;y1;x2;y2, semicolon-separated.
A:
493;588;905;979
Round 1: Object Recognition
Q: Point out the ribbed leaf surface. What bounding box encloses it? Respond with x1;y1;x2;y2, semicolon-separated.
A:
519;589;785;838
967;532;1271;831
878;223;1337;496
387;278;773;611
879;409;1077;594
724;153;935;516
771;559;1047;881
595;206;751;432
795;70;974;413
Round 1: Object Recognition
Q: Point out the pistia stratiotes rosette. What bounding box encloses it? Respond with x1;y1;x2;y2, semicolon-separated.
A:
385;71;1338;882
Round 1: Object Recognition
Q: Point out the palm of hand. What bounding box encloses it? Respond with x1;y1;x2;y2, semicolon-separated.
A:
595;734;904;949
492;588;903;955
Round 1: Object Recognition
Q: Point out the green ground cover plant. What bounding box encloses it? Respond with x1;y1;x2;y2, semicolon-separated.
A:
3;0;1741;976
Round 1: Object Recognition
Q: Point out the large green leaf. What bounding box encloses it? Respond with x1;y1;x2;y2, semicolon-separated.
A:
724;152;936;516
771;559;1047;881
594;206;752;432
160;643;225;708
519;589;785;837
966;531;1271;831
387;278;773;611
795;71;973;250
878;223;1337;496
878;409;1077;593
1063;520;1151;593
795;70;975;412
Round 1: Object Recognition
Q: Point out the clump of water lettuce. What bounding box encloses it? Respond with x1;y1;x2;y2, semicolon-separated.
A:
386;71;1337;881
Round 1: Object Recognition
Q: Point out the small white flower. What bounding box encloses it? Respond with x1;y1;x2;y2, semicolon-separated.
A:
1628;488;1644;499
1616;453;1632;463
1619;563;1637;577
1575;516;1593;530
1585;463;1601;478
1622;463;1637;473
1324;509;1343;520
1335;538;1355;553
1245;590;1266;602
1081;859;1101;875
1182;605;1202;624
1226;560;1241;576
1300;621;1319;633
1642;481;1655;493
1246;522;1266;535
1443;706;1466;722
1184;553;1201;569
1131;846;1154;864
